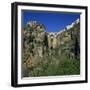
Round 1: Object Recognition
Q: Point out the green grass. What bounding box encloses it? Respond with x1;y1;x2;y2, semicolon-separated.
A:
23;54;80;77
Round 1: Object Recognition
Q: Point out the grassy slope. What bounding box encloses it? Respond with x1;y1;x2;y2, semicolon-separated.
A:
25;54;80;77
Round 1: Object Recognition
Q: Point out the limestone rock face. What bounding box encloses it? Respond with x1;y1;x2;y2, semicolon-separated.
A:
22;21;46;73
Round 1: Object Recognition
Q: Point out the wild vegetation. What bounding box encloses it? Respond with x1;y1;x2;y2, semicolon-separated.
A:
22;20;80;77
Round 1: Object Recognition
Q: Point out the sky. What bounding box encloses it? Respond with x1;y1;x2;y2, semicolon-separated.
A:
22;10;80;32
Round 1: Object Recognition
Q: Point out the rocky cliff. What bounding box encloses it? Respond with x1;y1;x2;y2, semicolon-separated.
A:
22;19;80;77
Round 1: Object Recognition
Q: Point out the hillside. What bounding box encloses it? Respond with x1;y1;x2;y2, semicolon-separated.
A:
22;19;80;77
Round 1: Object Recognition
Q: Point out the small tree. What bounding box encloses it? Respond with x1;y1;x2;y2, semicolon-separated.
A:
44;33;48;49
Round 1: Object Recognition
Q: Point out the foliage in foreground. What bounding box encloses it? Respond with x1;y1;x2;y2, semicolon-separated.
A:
23;54;80;77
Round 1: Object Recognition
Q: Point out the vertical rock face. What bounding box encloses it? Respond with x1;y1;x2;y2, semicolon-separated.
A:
22;21;46;76
22;19;80;77
56;20;80;59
